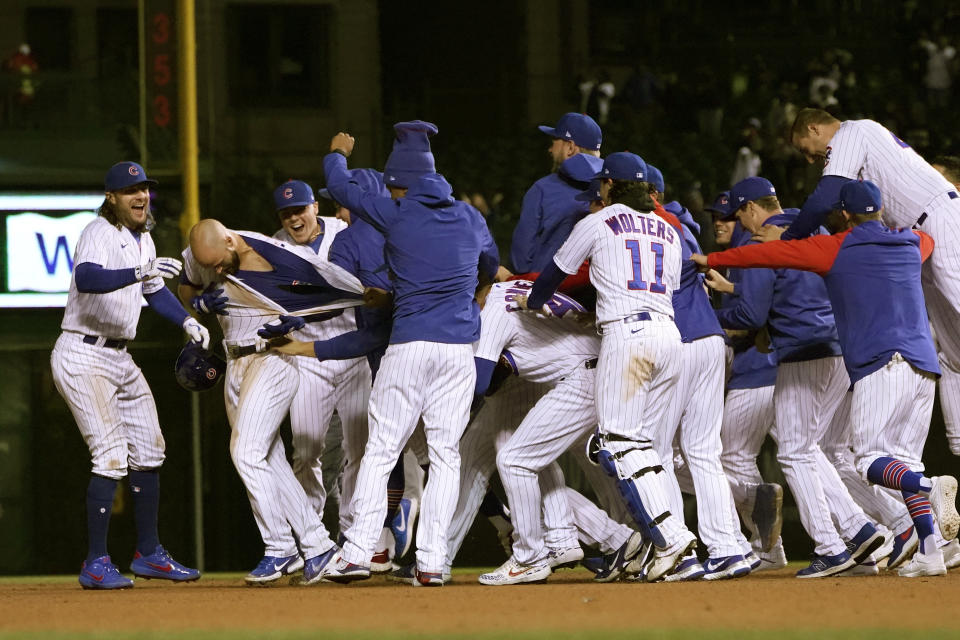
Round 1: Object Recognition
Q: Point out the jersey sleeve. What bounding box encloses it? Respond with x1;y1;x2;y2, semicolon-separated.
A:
323;153;394;233
822;123;865;180
553;215;595;274
474;301;518;362
707;233;845;277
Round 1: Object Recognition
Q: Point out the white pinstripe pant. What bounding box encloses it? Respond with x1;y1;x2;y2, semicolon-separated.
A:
565;486;633;553
342;341;474;573
771;356;848;556
225;352;335;558
497;364;598;565
920;200;960;456
658;336;746;558
290;356;372;533
851;353;935;478
51;332;165;479
445;377;577;570
822;390;912;534
719;385;775;545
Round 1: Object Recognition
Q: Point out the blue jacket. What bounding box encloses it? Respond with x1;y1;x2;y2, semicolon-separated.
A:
666;203;724;343
716;220;778;389
323;152;499;345
715;209;841;363
510;153;604;272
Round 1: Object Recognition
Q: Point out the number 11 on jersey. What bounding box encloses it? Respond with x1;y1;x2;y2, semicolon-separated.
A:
625;239;666;293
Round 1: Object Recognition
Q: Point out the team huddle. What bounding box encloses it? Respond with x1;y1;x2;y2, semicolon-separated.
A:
54;108;960;589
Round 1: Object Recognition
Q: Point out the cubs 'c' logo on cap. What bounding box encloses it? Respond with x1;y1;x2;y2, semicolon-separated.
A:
283;187;294;199
129;165;140;176
205;367;217;380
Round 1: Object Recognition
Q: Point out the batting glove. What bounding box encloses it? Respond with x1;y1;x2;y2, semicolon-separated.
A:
257;314;306;339
191;283;229;315
137;257;182;281
182;317;210;350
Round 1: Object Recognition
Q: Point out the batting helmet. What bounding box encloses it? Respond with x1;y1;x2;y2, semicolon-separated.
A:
175;342;226;392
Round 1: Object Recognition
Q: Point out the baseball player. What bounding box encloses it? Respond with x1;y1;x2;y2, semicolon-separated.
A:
709;176;892;577
647;165;754;581
518;173;698;583
511;112;603;273
180;218;364;585
708;193;787;570
52;161;207;589
314;122;500;586
767;109;960;462
695;179;960;577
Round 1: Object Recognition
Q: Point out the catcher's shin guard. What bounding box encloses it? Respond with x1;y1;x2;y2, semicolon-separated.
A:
597;439;669;549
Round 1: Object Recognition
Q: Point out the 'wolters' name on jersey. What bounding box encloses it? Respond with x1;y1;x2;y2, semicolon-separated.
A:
553;203;682;325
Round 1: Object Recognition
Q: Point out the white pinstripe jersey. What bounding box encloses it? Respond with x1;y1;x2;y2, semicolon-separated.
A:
273;216;358;341
553;203;682;325
61;216;164;340
181;230;364;343
475;280;599;384
824;120;957;227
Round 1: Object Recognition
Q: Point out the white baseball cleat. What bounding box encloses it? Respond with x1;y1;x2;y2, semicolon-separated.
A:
942;538;960;570
546;546;584;570
897;550;947;578
646;531;697;583
929;476;959;541
754;543;788;572
478;557;551;586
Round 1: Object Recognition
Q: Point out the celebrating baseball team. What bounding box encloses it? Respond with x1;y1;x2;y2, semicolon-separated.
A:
54;106;960;590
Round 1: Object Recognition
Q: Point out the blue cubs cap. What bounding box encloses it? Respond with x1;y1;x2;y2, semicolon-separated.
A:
538;112;602;151
730;176;777;209
646;164;665;194
273;179;315;211
832;179;882;214
595;152;646;181
383;120;438;188
104;161;157;191
574;178;604;202
318;168;387;202
706;191;735;220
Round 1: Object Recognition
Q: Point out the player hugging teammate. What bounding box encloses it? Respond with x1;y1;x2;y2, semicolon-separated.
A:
57;109;959;590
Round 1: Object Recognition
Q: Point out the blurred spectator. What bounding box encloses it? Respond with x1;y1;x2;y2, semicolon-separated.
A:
919;35;956;110
579;69;615;125
3;43;38;105
730;117;763;185
621;63;661;110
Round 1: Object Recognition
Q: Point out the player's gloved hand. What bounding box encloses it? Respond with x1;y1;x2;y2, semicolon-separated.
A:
190;283;229;315
257;314;306;339
182;317;210;350
136;257;182;281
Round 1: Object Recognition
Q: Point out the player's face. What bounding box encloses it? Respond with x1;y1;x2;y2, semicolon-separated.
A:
792;131;827;164
736;202;762;234
713;218;736;246
107;184;151;231
549;138;575;172
335;205;351;225
278;203;319;244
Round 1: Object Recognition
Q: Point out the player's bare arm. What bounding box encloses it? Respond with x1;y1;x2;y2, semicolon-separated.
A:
752;225;786;243
704;269;735;295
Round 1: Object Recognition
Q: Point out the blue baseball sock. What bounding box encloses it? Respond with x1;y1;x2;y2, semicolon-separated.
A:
866;457;932;494
86;475;117;564
903;490;936;553
383;456;405;527
129;469;160;556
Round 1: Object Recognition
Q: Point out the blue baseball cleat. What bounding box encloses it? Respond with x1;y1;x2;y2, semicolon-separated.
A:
302;547;339;585
79;556;134;590
886;526;919;570
130;546;200;582
796;551;855;578
594;532;645;583
245;554;304;585
845;523;886;564
664;551;706;582
392;497;419;559
702;555;751;580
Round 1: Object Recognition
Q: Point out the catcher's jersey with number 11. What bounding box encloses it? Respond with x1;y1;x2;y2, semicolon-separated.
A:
553;203;683;325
